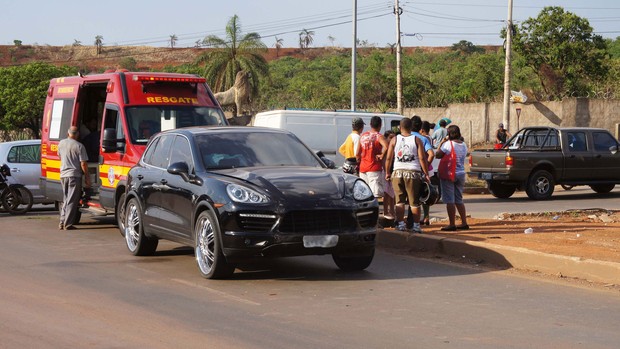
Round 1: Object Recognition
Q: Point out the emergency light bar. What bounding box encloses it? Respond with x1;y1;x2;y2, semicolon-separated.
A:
133;76;206;83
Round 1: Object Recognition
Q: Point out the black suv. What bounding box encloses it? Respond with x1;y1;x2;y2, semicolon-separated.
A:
122;126;378;279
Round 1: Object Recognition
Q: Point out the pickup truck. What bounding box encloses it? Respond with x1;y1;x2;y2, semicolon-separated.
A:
469;127;620;200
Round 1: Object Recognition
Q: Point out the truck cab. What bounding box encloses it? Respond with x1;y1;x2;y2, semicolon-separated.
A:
41;70;226;225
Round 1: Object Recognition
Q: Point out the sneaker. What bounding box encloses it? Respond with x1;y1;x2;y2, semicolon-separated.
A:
411;223;422;234
396;221;407;231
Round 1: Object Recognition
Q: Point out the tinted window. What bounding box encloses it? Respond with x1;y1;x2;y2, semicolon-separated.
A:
7;144;40;163
567;132;587;152
170;136;194;172
148;135;175;168
141;137;160;165
593;132;618;152
520;129;558;149
197;132;322;169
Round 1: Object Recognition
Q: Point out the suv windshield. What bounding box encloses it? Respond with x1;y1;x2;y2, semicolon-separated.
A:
127;106;226;144
196;132;323;169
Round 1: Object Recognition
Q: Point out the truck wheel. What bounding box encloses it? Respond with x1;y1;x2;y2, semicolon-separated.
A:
590;184;616;194
526;170;555;200
488;181;516;199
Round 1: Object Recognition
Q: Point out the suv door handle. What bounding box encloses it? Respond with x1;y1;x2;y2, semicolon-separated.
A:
595;154;602;159
137;175;143;180
160;179;167;184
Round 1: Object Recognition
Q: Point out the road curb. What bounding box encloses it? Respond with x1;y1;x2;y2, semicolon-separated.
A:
377;229;620;285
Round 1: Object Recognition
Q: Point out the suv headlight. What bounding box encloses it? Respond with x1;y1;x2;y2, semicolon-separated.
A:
353;180;374;201
226;184;269;204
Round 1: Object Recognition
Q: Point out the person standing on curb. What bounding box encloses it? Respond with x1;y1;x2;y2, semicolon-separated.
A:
339;117;365;162
419;120;435;225
356;116;389;200
431;118;448;149
435;124;469;231
58;126;91;230
385;118;430;233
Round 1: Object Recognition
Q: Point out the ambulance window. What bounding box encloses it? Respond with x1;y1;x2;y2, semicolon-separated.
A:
50;99;75;140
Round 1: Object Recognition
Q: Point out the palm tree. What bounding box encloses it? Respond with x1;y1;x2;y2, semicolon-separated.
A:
327;35;336;47
274;36;283;57
169;34;178;48
94;35;103;55
299;29;314;49
196;15;268;99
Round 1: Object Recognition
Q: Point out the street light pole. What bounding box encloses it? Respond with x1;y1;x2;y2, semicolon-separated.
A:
502;0;514;130
395;0;403;115
351;0;357;111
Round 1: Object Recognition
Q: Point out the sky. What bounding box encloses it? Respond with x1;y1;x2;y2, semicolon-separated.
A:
1;0;619;49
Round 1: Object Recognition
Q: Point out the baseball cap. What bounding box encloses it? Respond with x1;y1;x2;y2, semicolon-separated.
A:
498;123;504;128
352;117;365;127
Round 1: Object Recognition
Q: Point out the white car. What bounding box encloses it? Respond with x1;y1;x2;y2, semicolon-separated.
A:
0;139;53;205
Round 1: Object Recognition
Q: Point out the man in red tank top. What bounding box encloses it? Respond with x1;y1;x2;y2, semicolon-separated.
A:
356;116;388;198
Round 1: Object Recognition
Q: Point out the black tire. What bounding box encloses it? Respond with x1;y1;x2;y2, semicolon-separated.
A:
332;249;375;271
2;184;33;215
590;184;616;194
116;192;127;236
561;184;574;191
526;170;555;200
124;198;158;256
194;210;235;279
488;181;516;199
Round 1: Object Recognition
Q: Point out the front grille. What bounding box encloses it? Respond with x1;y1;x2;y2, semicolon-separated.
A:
237;212;277;232
279;210;357;234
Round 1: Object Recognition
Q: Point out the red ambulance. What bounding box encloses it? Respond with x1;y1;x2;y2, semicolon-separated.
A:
40;70;227;226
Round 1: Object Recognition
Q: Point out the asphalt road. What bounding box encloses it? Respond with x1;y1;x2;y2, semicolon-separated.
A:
433;185;620;219
1;210;620;348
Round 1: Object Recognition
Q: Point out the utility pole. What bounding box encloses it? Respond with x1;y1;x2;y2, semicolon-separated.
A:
351;0;357;111
502;0;514;130
395;0;403;115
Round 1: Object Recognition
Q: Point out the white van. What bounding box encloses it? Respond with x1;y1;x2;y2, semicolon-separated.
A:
252;109;406;165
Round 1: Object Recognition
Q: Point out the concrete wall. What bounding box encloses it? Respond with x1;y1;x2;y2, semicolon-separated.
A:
400;98;620;144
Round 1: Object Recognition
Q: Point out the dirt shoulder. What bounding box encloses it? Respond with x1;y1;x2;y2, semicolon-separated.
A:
406;209;620;264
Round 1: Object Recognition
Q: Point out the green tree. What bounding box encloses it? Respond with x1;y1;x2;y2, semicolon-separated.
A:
0;63;75;138
196;15;268;104
510;6;608;99
13;40;22;47
451;40;484;54
119;57;138;71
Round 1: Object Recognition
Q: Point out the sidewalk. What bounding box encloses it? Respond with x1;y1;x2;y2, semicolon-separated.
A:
376;214;620;285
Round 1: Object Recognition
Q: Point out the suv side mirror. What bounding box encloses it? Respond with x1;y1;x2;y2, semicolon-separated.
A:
102;128;125;153
610;145;618;155
168;161;192;182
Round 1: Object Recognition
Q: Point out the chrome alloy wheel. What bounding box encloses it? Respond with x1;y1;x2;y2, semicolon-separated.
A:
196;215;216;275
125;200;140;252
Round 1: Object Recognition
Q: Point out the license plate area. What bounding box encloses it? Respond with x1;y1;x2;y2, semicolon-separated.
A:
303;235;339;248
481;173;493;180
